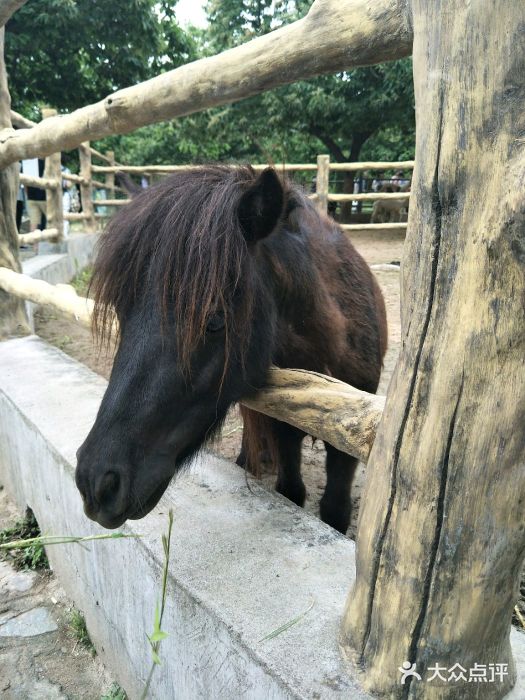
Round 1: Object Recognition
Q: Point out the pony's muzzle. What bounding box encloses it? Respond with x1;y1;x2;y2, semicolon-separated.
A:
75;452;131;529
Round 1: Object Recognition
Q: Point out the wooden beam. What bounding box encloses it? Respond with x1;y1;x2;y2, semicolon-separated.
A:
94;199;131;207
342;1;525;696
0;266;386;462
329;192;410;202
79;142;96;232
242;368;384;463
104;150;115;201
63;212;90;221
0;266;94;327
10;109;35;129
0;0;28;27
18;228;58;245
62;172;88;186
88;146;117;165
329;160;415;171
341;222;407;232
0;0;412;167
41;108;63;242
91;163;320;174
315;154;330;214
19;174;59;190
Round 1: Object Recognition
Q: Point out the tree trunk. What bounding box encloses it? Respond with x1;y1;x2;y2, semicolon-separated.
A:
342;2;525;698
0;26;28;338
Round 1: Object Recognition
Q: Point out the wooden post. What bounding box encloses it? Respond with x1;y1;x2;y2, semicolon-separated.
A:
41;108;63;242
315;154;330;214
79;142;96;232
342;2;525;698
0;26;28;338
105;150;115;200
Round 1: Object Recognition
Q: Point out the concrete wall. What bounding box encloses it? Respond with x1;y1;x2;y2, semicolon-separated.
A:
22;232;99;331
0;336;377;700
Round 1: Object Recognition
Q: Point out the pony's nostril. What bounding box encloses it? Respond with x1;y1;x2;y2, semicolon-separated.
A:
95;470;120;507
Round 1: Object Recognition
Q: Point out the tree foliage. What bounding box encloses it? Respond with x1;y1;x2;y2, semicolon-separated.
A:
6;0;195;116
7;0;415;169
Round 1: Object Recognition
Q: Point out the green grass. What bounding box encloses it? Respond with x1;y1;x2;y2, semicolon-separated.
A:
70;265;93;297
55;334;73;350
101;684;128;700
0;510;49;571
69;607;96;656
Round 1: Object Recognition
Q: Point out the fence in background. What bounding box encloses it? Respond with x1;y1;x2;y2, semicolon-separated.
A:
15;111;414;242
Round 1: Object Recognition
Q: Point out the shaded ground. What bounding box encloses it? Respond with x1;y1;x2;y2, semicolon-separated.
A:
34;231;402;540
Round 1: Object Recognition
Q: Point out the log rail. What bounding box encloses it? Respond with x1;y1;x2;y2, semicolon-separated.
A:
0;265;384;463
13;100;415;236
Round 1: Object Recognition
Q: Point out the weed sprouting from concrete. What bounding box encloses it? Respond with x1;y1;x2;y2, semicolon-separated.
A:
69;607;96;656
0;509;49;571
101;683;128;700
71;265;94;297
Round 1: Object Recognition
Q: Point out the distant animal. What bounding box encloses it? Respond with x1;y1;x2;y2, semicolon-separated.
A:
370;182;411;223
75;166;387;534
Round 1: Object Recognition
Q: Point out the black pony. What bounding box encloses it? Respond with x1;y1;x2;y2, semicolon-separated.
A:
76;166;387;534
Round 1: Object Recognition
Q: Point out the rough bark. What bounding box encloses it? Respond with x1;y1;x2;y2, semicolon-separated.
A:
0;0;27;27
41;108;63;241
0;27;28;338
342;2;525;698
0;0;412;167
79;143;96;232
242;368;385;463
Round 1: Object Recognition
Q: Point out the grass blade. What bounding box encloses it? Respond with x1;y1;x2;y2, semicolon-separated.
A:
259;597;316;643
0;532;139;550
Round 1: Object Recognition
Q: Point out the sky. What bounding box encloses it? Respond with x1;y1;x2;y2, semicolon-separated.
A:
176;0;208;28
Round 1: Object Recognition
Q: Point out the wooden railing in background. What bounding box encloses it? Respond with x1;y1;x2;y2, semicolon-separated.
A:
89;153;415;234
14;109;414;238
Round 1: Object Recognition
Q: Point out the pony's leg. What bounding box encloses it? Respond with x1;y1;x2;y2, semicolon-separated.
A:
320;444;359;534
273;421;306;508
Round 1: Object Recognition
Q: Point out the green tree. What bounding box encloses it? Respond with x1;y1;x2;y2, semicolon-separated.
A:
203;0;415;215
6;0;195;116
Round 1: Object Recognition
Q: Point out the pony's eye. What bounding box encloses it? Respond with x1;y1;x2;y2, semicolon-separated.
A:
206;312;225;333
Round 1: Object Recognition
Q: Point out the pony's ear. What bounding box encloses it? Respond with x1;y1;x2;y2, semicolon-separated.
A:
238;168;285;244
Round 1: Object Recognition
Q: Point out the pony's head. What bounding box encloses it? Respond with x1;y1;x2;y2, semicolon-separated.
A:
76;166;285;528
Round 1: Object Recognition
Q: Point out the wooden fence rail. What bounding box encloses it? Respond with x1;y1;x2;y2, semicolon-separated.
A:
13;107;413;238
0;265;385;463
87;151;414;231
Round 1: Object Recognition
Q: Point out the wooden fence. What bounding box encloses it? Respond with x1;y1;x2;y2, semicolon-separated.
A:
15;111;414;243
4;2;523;696
89;153;414;234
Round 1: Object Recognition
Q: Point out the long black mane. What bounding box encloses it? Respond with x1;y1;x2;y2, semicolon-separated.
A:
92;165;298;367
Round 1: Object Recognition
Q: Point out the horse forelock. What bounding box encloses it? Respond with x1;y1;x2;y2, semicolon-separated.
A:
91;165;289;369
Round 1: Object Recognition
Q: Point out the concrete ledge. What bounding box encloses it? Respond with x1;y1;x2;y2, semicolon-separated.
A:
21;232;99;330
23;232;99;284
0;336;376;699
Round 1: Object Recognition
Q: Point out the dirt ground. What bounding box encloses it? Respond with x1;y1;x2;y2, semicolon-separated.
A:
34;231;402;540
